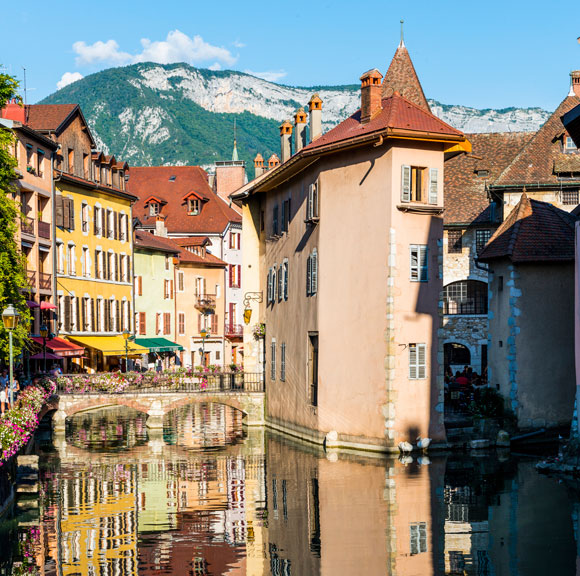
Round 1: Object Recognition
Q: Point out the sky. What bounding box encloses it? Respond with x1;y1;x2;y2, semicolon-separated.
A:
1;0;579;111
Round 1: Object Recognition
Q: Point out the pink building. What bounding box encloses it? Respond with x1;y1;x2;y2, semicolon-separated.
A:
233;42;470;452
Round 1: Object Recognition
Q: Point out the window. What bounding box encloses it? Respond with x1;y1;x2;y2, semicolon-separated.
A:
138;312;146;335
282;199;291;232
178;312;185;335
307;182;319;222
94;206;102;235
82;247;90;277
187;198;200;214
107;209;114;239
562;190;579;205
272;266;277;302
447;230;462;254
178;271;184;292
98;299;104;332
36;149;44;177
119;214;127;241
444;343;471;367
95;250;103;279
565;136;578;151
282;260;289;301
229;264;241;288
267;268;274;304
309;333;319;406
57;243;65;274
409;343;427;379
67;148;74;173
81;203;89;233
401;165;428;203
443;280;487;315
410;522;428;555
83;153;89;179
26;144;33;166
273;205;279;236
165;255;170;271
278;263;283;302
156;313;161;335
108;252;115;281
280;342;286;381
82;297;89;331
410;245;428;282
271;340;276;381
163;312;171;335
475;229;491;253
68;244;76;276
306;249;318;296
229;231;241;250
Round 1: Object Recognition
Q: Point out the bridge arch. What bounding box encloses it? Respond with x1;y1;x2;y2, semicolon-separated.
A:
62;397;152;419
162;395;249;418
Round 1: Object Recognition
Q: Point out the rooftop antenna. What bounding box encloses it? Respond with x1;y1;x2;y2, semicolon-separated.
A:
232;118;239;162
399;20;405;48
22;67;27;105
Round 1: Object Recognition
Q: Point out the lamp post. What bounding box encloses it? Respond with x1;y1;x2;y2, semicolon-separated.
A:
2;304;20;407
200;326;208;367
122;329;131;373
40;323;48;373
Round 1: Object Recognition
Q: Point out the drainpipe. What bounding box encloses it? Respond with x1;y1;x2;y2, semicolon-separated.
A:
51;147;58;336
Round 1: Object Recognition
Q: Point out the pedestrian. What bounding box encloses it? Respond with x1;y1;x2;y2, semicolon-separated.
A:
0;382;7;416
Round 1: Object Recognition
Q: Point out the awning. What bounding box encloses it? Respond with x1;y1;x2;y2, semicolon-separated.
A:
31;336;85;358
134;337;184;353
29;352;62;361
26;300;39;308
68;336;149;357
40;302;57;310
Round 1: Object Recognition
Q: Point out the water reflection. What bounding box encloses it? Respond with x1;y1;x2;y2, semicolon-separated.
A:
3;404;580;575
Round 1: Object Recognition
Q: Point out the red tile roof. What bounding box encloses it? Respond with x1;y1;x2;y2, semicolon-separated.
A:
25;104;78;132
382;44;430;112
134;230;226;266
304;93;463;152
495;95;580;186
127;166;241;234
444;132;534;225
478;193;577;263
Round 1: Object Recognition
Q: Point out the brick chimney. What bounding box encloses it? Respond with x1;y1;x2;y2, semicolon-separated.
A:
570;71;580;97
308;94;323;142
155;216;168;237
294;107;307;152
254;153;265;178
280;120;293;163
360;69;383;124
1;99;25;123
268;154;280;170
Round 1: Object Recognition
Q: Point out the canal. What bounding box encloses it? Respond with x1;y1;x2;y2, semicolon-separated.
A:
1;403;579;575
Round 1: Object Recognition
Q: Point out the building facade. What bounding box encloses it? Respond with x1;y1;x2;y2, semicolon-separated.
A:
233;42;470;452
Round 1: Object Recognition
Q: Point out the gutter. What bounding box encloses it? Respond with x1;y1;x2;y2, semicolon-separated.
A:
51;148;59;335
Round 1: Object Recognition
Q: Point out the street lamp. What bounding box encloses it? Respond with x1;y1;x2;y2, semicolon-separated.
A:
40;323;48;373
122;329;131;372
2;304;20;407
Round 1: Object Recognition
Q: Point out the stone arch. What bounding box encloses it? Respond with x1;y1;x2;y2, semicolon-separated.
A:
60;396;152;419
444;341;473;373
162;395;249;419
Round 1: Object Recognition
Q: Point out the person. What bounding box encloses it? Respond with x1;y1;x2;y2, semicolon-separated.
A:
10;377;19;403
156;358;162;373
0;381;7;416
455;371;470;388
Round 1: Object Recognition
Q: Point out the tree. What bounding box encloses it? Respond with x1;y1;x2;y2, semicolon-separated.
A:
0;71;32;363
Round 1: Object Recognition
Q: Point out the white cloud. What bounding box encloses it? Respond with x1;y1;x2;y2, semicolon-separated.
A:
135;30;237;66
244;69;287;83
73;39;132;66
233;40;246;48
57;71;84;90
71;31;237;70
208;62;222;71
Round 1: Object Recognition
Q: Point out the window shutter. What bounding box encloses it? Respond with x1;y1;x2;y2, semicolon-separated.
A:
56;195;64;227
104;300;109;332
80;298;86;332
63;198;71;228
238;265;241;288
139;312;146;335
103;211;108;238
420;246;428;282
281;201;285;233
198;313;202;333
76;297;80;331
229;264;233;288
418;344;426;379
156;313;160;335
306;255;312;296
164;313;170;335
116;300;121;332
178;272;184;292
93;207;98;234
272;267;277;301
409;344;417;379
64;296;71;332
307;184;314;220
401;165;411;202
211;314;218;333
267;269;273;303
311;249;318;295
114;212;119;240
90;298;95;332
313;182;319;219
126;215;130;240
126;256;131;282
410;246;418;281
281;342;286;381
428;168;438;205
69;199;75;230
284;262;289;300
278;264;283;301
170;280;174;299
116;254;120;282
138;275;142;296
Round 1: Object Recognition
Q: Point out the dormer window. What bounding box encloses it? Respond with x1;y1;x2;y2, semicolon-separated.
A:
188;198;200;215
150;202;160;216
565;136;578;152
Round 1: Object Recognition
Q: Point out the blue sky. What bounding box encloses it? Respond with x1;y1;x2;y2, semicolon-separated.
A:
1;0;579;110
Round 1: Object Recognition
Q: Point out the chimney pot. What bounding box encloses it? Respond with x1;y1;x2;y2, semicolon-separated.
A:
268;154;280;169
308;94;323;142
360;69;383;124
571;71;580;98
279;120;293;163
254;153;265;178
294;107;307;152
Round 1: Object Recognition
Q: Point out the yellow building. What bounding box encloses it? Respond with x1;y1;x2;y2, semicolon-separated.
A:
26;104;147;371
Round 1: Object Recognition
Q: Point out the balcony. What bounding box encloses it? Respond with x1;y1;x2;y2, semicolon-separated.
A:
39;272;52;290
38;221;51;240
195;293;216;313
26;269;36;287
225;324;243;339
21;216;35;235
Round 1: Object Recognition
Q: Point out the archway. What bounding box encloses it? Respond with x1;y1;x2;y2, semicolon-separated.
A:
444;342;471;374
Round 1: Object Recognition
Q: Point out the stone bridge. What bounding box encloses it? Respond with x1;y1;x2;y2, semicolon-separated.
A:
50;390;265;432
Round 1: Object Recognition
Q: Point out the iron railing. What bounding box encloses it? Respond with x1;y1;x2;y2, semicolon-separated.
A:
195;293;216;311
225;324;244;338
55;371;264;395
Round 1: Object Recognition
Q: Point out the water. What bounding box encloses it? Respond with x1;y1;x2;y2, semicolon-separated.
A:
1;404;580;575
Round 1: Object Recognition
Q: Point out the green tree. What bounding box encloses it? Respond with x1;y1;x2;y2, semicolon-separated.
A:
0;72;31;363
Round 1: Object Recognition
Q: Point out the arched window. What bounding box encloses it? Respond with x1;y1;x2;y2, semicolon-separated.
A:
444;343;471;367
443;280;487;315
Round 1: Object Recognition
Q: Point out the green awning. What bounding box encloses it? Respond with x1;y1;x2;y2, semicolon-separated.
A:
134;337;184;353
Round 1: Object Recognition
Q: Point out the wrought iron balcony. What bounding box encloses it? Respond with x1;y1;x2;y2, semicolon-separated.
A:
194;293;216;312
225;323;243;339
21;216;35;235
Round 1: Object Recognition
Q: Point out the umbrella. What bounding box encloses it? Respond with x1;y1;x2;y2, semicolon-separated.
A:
29;352;62;361
40;302;57;310
26;300;40;308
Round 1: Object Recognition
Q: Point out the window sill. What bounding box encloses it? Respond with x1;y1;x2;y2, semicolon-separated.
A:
397;204;444;215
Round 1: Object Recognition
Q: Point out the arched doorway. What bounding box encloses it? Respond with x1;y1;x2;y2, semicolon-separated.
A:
444;342;471;375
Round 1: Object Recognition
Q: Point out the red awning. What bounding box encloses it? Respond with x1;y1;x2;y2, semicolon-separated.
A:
40;302;57;310
31;336;85;358
29;352;63;361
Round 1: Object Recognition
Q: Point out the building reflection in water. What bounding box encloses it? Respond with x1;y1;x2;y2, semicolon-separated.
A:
30;404;580;575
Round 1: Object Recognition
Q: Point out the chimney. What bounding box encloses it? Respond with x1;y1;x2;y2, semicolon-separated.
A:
280;120;293;163
268;154;280;170
254;153;265;178
570;71;580;98
155;216;168;238
360;69;383;124
294;107;307;152
308;94;323;142
1;99;25;124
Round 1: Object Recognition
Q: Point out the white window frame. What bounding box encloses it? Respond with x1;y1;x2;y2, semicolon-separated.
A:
271;339;277;381
307;249;318;296
282;259;289;301
307;181;319;222
409;343;427;380
428;168;438;205
410;245;428;282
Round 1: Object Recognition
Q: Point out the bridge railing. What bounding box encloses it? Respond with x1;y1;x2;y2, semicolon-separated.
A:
53;372;264;395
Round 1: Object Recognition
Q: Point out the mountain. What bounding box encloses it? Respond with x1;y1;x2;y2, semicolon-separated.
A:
39;63;551;169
